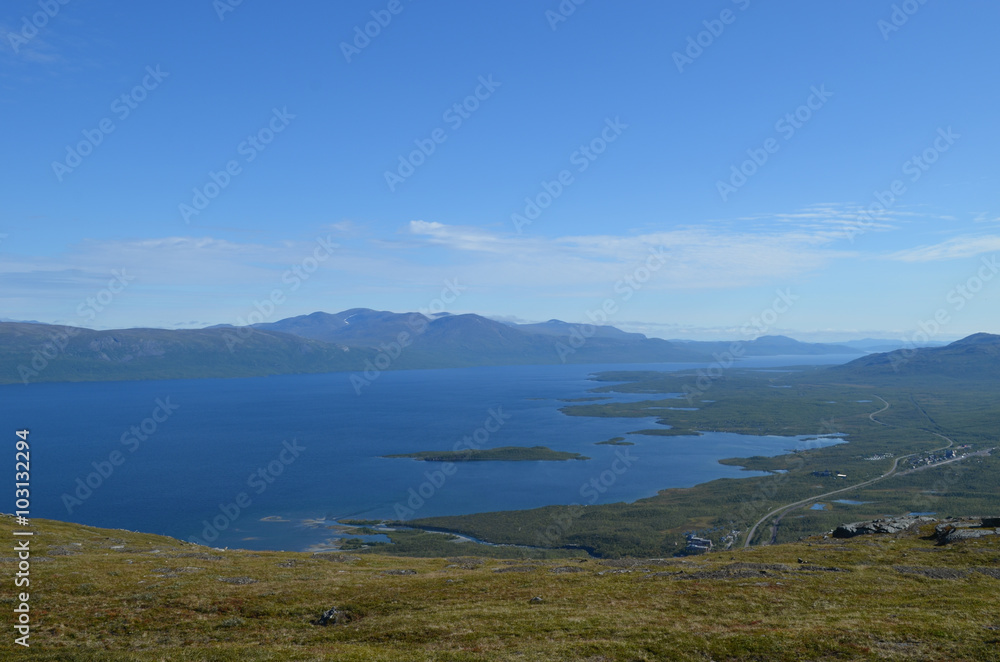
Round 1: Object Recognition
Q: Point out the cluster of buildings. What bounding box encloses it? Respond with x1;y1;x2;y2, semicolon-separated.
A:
811;470;848;479
908;448;961;468
684;535;713;554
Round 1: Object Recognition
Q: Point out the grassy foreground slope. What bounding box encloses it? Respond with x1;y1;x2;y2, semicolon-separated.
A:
2;515;999;661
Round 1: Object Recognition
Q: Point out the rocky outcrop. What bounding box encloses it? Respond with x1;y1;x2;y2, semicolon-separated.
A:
831;516;999;543
832;516;935;538
894;565;970;580
932;518;1000;545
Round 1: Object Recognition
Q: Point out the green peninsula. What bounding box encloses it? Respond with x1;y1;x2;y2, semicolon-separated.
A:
385;445;589;462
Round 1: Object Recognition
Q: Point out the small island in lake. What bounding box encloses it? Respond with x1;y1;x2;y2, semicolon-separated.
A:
595;437;634;446
385;446;590;462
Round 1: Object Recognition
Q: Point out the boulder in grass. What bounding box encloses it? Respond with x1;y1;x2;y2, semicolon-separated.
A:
315;607;348;626
933;520;1000;545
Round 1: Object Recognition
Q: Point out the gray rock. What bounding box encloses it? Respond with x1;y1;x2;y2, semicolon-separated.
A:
930;518;1000;544
936;526;998;545
312;552;361;563
217;576;258;585
894;565;969;580
174;552;223;561
832;516;934;538
675;562;792;581
316;607;347;626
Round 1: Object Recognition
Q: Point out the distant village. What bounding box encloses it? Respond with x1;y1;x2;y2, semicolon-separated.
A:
904;445;972;469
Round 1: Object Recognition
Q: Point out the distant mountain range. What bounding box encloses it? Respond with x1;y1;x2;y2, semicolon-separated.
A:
4;308;987;385
0;322;368;384
247;309;711;368
0;318;46;324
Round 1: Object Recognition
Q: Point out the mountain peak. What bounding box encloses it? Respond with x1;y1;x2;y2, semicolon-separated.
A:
950;332;1000;346
833;330;1000;380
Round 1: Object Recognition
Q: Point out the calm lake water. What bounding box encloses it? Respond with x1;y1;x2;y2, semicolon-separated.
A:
2;356;855;551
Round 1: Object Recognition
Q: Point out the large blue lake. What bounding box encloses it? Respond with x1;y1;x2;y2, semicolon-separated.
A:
1;356;854;551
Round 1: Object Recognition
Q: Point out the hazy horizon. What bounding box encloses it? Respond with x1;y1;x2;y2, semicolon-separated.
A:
0;309;973;346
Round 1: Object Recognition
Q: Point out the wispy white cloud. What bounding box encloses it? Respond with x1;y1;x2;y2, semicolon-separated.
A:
406;218;852;290
0;21;62;65
735;202;906;239
885;234;1000;262
973;212;1000;224
407;221;513;254
5;202;993;328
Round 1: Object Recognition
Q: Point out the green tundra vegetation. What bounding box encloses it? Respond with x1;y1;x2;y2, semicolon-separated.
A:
403;365;1000;559
3;515;999;661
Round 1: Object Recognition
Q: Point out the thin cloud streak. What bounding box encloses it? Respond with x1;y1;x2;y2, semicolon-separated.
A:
886;234;1000;262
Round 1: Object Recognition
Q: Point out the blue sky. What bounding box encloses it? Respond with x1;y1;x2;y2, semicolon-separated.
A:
1;0;998;341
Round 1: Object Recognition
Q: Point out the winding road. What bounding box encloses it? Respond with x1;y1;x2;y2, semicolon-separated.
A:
742;396;958;548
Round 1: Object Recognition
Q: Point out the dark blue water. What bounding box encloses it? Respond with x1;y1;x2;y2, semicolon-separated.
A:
0;356;854;551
